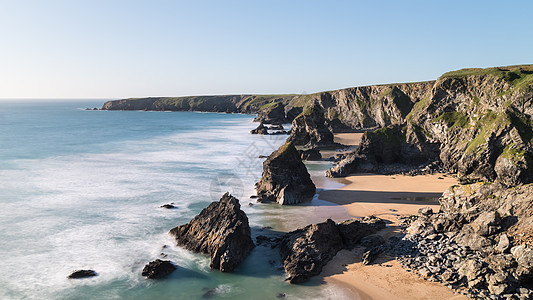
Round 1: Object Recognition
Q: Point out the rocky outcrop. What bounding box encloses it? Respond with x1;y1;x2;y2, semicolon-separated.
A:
279;219;343;283
142;259;177;279
287;104;336;148
67;270;97;279
395;182;533;298
254;102;287;124
250;123;268;135
279;217;386;283
169;193;254;272
328;66;533;185
255;142;316;204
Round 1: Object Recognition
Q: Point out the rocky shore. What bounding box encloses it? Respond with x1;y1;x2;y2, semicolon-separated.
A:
100;65;533;299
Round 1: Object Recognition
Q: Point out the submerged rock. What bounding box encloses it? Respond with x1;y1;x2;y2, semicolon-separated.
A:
141;259;176;279
255;142;316;205
169;193;254;272
67;269;97;279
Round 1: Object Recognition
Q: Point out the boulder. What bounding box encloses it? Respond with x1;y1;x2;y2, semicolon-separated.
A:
255;142;316;205
336;217;386;248
279;219;344;283
67;269;97;279
169;193;254;272
141;259;176;279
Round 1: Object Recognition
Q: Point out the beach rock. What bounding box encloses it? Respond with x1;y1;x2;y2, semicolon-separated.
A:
279;219;344;283
254;102;287;124
298;149;321;161
169;193;254;272
255;142;316;205
141;259;176;279
250;123;268;135
362;246;383;265
287;103;336;148
336;217;386;248
67;269;97;279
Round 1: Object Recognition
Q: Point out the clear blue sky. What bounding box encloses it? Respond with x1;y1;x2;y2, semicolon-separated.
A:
0;0;531;99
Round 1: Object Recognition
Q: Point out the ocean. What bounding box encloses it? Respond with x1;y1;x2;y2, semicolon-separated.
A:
0;100;352;300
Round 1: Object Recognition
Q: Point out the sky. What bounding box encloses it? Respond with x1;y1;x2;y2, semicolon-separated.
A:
0;0;531;99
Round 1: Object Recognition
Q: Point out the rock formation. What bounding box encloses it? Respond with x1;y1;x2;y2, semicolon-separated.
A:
254;102;287;124
255;142;316;204
279;217;386;283
67;270;97;279
286;103;336;148
141;259;177;279
169;193;254;272
250;123;268;135
395;182;533;298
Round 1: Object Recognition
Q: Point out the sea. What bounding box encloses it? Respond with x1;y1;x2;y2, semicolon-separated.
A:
0;100;353;300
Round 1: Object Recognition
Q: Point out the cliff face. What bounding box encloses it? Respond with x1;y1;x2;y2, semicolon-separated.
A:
328;65;533;186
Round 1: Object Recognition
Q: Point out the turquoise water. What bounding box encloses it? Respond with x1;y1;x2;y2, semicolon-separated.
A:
0;100;351;300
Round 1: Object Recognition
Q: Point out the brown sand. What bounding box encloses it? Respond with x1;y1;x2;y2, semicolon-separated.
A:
334;133;363;146
315;168;466;299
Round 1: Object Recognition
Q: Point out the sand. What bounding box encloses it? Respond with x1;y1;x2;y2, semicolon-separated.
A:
313;133;467;299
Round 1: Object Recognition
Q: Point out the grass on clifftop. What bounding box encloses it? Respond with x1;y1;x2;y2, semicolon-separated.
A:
442;65;533;90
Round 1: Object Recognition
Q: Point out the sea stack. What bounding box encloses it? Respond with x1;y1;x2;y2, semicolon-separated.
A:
255;141;316;204
287;103;335;148
169;193;254;272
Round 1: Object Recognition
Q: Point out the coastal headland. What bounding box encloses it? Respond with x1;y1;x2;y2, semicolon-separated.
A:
101;65;533;299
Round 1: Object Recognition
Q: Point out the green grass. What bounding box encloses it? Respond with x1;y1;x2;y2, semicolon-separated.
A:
434;111;470;128
441;65;533;90
465;110;508;154
373;127;403;145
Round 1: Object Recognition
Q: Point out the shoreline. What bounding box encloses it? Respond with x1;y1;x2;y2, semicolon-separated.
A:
305;133;467;300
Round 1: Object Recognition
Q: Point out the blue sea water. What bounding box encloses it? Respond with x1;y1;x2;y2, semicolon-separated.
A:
0;100;352;300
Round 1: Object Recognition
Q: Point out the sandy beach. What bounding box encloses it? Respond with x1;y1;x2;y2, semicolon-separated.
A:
313;133;467;300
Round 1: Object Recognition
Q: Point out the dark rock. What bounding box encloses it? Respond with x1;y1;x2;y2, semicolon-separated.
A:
254;102;287;124
249;195;258;199
269;124;284;130
362;246;383;265
276;293;287;298
270;130;289;135
418;207;433;216
250;123;268;135
298;149;322;161
336;217;386;248
255;142;316;205
169;193;254;272
67;269;97;279
287;103;336;148
160;204;175;209
360;235;386;249
142;259;176;279
279;219;344;283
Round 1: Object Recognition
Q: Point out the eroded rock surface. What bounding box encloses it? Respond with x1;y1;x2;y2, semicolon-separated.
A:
255;142;316;204
169;193;254;272
141;259;176;279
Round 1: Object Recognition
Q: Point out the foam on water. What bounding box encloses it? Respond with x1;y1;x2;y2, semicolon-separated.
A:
0;101;355;300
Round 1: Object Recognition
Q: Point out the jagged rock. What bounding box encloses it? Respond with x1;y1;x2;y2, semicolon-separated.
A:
169;193;254;272
254;102;287;124
362;246;383;265
337;217;386;248
287;103;336;148
255;142;316;205
67;270;97;279
298;149;321;161
418;207;433;216
279;219;344;283
360;235;386;249
470;211;501;236
269;124;284;130
250;123;268;135
161;203;175;209
141;259;176;279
